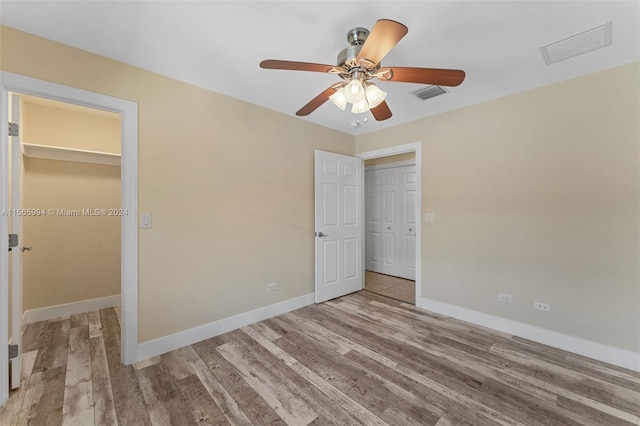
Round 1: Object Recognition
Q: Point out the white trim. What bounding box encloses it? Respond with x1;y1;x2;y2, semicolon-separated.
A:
22;295;121;324
356;142;423;303
418;297;640;372
365;159;415;172
22;143;121;166
0;72;139;369
137;293;315;362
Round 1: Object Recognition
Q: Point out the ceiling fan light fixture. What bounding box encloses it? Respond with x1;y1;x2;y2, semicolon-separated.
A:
365;84;387;109
351;98;370;113
329;89;347;110
343;79;366;103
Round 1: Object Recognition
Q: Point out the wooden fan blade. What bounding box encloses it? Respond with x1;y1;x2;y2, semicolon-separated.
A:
357;19;408;67
379;66;466;86
371;101;392;121
260;59;335;73
296;86;337;116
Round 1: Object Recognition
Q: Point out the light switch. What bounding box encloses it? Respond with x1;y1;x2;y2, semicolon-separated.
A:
425;213;435;223
140;213;152;229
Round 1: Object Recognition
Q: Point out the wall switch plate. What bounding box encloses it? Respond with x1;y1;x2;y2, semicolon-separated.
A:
425;213;435;223
534;301;551;312
266;283;277;292
140;213;152;229
498;293;513;303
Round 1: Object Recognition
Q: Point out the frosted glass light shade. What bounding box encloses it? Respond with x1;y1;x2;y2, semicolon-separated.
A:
351;98;370;113
365;84;387;109
329;89;347;110
343;79;365;103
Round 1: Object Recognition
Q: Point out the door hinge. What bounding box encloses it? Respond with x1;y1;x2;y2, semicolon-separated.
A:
9;344;19;360
8;234;18;251
8;122;19;137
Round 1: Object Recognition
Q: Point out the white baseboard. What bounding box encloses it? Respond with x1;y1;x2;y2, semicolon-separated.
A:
23;294;121;324
136;293;315;362
418;297;640;373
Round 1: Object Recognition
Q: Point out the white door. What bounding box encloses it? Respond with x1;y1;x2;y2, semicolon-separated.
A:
9;93;22;389
0;83;9;405
365;164;416;280
366;168;400;276
314;150;363;303
398;165;417;280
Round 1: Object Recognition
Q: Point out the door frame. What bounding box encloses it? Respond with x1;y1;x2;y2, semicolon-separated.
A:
0;72;139;405
356;142;422;304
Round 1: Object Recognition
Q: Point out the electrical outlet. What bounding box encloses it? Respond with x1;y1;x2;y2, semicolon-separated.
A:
534;301;550;312
266;283;277;292
498;293;512;303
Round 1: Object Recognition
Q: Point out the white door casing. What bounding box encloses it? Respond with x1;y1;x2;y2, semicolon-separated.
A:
366;168;399;276
314;150;363;303
0;72;139;407
9;93;23;389
357;142;423;305
399;165;417;280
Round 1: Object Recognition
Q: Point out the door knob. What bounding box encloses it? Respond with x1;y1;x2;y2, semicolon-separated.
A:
20;246;32;252
316;232;328;237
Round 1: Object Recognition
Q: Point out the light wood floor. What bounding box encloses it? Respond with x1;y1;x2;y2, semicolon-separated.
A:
365;270;415;304
2;292;639;425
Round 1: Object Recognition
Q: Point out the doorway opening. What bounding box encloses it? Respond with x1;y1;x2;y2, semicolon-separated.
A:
357;142;422;306
23;95;122;318
1;72;139;406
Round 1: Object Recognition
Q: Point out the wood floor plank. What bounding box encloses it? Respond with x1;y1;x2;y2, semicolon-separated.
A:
174;373;230;426
190;340;287;425
17;366;66;426
99;308;151;426
0;350;38;426
234;325;366;425
89;334;117;426
32;318;70;375
62;323;94;426
161;350;193;382
135;361;195;426
87;311;103;340
179;345;255;425
217;340;319;424
21;321;46;352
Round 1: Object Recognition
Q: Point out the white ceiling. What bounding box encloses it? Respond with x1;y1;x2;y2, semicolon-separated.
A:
1;1;639;135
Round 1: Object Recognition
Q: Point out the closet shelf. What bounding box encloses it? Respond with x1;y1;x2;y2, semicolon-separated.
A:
22;143;121;166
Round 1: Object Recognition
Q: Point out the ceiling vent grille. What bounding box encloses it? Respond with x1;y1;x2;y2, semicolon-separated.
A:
540;22;612;65
411;85;447;101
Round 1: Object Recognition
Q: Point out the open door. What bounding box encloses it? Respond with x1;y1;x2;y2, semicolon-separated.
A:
1;82;10;406
8;93;23;390
314;150;363;303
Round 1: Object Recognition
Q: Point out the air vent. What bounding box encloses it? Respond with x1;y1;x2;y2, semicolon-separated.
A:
540;22;612;65
411;85;447;101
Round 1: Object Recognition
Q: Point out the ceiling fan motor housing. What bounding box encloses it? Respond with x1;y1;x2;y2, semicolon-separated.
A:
338;27;379;73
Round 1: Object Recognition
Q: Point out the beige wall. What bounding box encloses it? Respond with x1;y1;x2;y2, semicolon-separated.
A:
1;26;354;342
21;100;121;311
22;158;121;310
22;99;120;153
356;62;640;353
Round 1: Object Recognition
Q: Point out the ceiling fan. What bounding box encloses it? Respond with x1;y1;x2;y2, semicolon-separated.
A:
260;19;466;121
